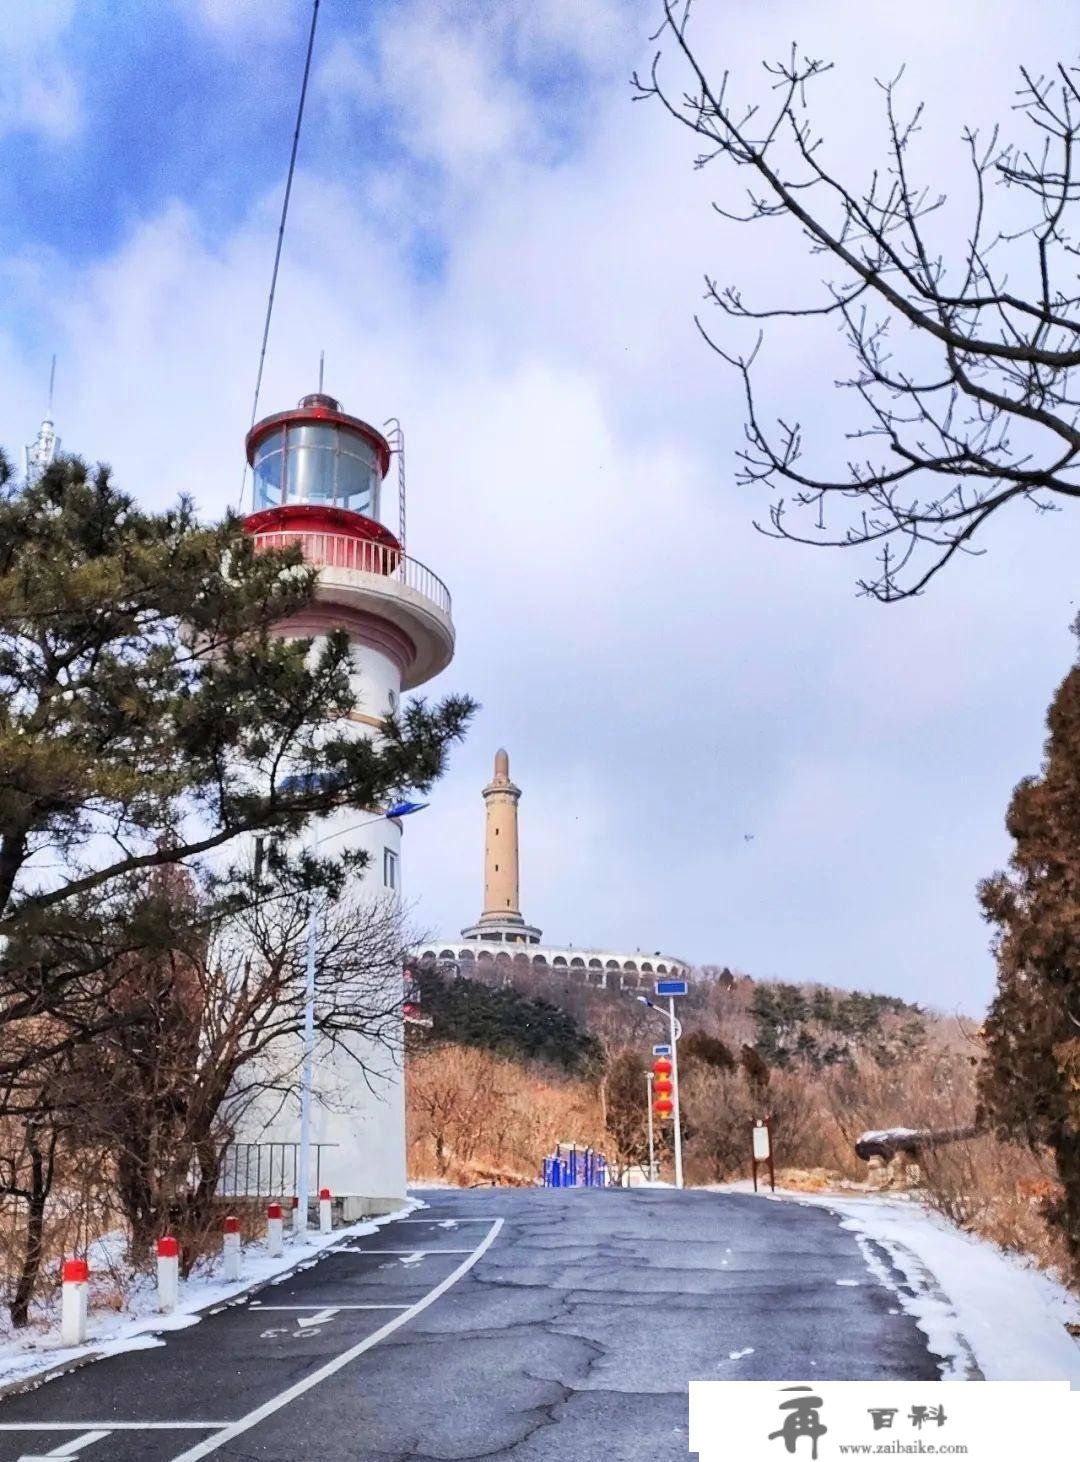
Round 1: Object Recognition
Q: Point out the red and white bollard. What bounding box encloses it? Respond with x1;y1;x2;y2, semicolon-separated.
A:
157;1236;179;1313
60;1258;88;1347
222;1215;241;1282
319;1188;332;1235
266;1201;283;1257
291;1194;303;1235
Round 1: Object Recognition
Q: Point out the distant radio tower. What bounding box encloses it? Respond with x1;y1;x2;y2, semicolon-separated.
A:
24;355;59;485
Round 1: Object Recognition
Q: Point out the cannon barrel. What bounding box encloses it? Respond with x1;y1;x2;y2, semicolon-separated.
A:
854;1125;978;1163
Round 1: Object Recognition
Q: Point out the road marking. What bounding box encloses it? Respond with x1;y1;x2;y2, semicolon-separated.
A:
252;1304;408;1311
337;1248;475;1255
295;1308;339;1329
397;1217;492;1223
0;1426;229;1433
169;1218;503;1462
18;1432;110;1459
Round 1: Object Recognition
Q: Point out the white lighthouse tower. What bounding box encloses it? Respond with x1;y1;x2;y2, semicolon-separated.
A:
242;391;454;1216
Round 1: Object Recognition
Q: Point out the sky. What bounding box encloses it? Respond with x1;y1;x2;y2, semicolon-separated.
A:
1;0;1077;1015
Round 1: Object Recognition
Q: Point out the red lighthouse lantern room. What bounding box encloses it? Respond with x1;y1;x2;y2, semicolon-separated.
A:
243;392;401;572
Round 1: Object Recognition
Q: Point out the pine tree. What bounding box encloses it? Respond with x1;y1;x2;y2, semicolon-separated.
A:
0;449;472;1069
979;644;1080;1270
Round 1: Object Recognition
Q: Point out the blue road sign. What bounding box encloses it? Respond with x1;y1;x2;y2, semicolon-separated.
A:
652;1044;672;1056
656;979;688;997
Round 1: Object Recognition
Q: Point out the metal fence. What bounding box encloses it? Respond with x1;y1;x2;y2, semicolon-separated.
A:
249;529;452;617
216;1142;338;1201
541;1143;608;1188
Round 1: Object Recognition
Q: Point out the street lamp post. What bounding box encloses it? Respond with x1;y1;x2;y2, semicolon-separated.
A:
636;991;684;1189
645;1070;655;1182
291;795;428;1238
667;993;683;1190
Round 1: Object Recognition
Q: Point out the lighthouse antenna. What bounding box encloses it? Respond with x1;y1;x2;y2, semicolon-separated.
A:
318;349;325;395
47;354;56;415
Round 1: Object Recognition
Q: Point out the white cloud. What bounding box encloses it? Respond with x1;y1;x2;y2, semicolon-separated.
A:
2;0;1078;1010
183;0;294;42
0;0;80;142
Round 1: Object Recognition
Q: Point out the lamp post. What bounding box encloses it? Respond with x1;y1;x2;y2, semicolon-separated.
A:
645;1070;655;1182
293;796;428;1237
636;992;684;1189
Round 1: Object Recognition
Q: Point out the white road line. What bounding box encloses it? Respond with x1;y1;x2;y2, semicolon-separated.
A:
251;1304;408;1311
0;1425;228;1433
18;1432;110;1459
337;1248;475;1255
396;1217;492;1224
168;1218;504;1462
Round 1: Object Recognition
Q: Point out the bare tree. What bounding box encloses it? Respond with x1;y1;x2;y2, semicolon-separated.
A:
638;3;1080;600
407;1045;503;1179
83;877;410;1265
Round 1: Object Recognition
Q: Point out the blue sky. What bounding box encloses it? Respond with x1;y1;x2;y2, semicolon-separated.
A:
2;0;1078;1014
0;2;598;288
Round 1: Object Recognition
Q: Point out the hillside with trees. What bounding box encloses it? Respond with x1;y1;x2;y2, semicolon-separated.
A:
406;961;1070;1282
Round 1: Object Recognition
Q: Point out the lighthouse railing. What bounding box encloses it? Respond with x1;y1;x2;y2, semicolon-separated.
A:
249;529;452;617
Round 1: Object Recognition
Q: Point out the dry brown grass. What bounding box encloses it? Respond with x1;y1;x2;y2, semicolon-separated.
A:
405;1013;1076;1289
406;1043;603;1186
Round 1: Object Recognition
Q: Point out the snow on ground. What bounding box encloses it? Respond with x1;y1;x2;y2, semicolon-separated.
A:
0;1196;424;1394
773;1186;1080;1383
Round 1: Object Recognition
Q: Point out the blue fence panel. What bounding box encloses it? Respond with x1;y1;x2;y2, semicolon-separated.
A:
541;1144;609;1187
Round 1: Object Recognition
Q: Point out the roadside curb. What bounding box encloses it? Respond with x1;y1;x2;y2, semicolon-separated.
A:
0;1203;423;1403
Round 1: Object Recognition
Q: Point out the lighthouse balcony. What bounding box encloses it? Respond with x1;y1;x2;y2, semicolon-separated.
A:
248;522;454;689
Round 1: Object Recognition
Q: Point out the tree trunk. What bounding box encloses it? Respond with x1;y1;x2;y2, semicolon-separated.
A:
10;1129;51;1328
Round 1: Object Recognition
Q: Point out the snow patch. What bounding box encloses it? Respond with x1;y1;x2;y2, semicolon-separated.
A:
785;1190;1080;1382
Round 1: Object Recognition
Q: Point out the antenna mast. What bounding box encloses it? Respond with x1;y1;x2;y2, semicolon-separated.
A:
25;355;60;484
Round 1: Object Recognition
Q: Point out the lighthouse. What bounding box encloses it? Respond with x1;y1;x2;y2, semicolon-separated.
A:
242;391;455;1216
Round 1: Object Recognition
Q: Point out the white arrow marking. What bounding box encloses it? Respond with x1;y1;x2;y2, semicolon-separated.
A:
399;1252;425;1266
437;1220;459;1229
295;1308;339;1329
18;1432;111;1460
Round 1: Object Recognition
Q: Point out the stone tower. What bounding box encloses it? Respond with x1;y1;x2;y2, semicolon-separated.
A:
461;749;542;945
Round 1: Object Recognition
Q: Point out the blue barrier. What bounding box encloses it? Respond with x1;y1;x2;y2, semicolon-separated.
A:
540;1144;608;1188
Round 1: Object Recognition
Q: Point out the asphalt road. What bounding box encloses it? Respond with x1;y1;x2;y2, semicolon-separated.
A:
0;1187;945;1461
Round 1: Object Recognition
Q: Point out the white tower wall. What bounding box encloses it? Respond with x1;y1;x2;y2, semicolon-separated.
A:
247;632;409;1217
237;396;455;1218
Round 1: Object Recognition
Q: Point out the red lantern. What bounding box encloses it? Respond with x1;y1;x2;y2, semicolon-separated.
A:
653;1095;674;1118
652;1058;672;1079
653;1077;673;1098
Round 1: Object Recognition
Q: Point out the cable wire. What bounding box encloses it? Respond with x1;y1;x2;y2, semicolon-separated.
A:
239;0;322;508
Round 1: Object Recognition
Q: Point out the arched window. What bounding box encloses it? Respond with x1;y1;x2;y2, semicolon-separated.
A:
438;949;455;961
533;954;548;966
641;962;653;973
553;956;567;967
657;963;668;974
623;961;638;973
605;959;620;970
588;959;602;970
570;957;585;968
